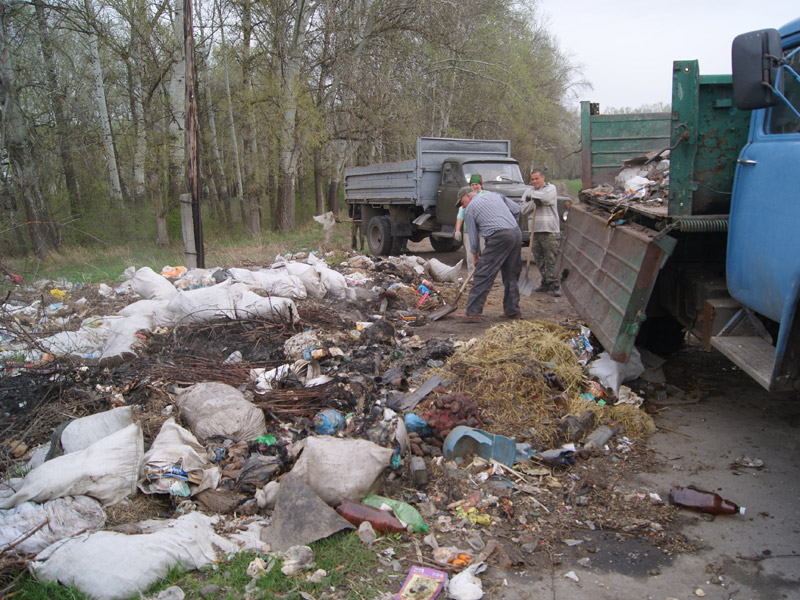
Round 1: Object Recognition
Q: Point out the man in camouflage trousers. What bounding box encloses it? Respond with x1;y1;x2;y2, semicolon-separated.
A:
521;169;562;297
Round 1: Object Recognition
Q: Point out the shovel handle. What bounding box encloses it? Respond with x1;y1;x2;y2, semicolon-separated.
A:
525;204;536;269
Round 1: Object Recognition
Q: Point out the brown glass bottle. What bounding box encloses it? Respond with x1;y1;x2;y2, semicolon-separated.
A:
335;498;406;534
668;485;746;515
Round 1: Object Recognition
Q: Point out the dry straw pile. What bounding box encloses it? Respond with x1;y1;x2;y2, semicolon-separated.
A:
434;320;655;445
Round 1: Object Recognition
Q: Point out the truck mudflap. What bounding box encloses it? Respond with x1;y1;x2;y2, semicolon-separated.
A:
561;205;677;363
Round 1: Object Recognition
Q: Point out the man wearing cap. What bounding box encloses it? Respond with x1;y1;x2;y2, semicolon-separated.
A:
457;185;523;320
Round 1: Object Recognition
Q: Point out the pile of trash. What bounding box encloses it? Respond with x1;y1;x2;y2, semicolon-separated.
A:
581;150;670;207
0;250;684;599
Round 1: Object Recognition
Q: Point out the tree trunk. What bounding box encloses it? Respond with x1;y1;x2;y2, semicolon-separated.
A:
130;29;148;205
88;29;124;205
314;147;325;215
217;0;244;226
34;0;80;215
203;63;230;224
168;0;186;204
239;0;260;235
0;7;59;256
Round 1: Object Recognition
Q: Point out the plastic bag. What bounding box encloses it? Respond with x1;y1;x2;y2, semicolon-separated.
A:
588;347;644;396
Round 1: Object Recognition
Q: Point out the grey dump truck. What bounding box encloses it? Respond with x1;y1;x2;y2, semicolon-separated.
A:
344;137;533;255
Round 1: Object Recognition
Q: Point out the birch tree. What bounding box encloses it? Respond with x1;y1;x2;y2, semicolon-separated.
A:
0;4;60;256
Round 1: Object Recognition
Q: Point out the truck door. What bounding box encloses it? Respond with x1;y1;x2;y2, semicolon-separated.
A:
727;44;800;325
436;161;461;227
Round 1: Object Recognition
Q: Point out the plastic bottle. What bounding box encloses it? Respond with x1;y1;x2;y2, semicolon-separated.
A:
335;498;406;534
668;486;745;515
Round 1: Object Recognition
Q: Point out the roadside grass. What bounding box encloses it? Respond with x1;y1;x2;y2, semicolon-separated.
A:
9;532;396;599
557;179;582;196
1;222;357;290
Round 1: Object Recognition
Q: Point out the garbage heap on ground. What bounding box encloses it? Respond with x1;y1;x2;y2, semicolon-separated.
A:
0;249;687;600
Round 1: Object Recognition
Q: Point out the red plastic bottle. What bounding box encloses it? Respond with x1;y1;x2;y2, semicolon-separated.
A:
335;498;406;534
668;486;745;515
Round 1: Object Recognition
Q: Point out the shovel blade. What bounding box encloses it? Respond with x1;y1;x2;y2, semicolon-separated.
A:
428;303;458;321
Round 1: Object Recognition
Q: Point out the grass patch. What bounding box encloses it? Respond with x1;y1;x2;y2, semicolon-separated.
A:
1;222;355;289
7;528;399;599
554;179;582;196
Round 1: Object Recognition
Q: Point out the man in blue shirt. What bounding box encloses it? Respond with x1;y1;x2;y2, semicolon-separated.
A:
458;185;523;320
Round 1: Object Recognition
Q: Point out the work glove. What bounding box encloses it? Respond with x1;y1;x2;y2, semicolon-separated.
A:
534;198;543;208
454;231;462;242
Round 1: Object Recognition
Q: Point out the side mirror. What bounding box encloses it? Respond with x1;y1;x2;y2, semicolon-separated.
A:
732;28;783;110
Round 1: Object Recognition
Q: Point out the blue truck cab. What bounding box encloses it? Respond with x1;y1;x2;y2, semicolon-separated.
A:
562;17;800;391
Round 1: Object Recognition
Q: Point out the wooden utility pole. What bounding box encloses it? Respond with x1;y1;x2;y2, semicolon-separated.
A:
184;0;204;267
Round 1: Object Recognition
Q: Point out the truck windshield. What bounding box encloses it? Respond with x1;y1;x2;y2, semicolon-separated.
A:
463;162;524;183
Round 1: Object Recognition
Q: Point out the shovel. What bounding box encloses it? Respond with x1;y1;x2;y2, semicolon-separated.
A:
518;205;536;296
429;270;473;321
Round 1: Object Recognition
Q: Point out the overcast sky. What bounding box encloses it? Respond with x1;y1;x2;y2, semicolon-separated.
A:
537;0;799;112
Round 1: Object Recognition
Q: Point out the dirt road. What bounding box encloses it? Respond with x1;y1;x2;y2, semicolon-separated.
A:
406;240;800;600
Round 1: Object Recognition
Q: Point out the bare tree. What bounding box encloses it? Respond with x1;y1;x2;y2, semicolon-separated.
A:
0;4;60;256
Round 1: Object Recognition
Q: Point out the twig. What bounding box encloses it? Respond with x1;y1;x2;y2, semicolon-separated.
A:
0;520;49;556
736;553;799;562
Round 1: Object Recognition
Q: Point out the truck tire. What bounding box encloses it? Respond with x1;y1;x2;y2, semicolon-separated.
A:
430;237;455;253
367;215;394;255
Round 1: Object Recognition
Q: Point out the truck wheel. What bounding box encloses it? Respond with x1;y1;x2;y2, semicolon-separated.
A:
637;316;686;355
367;215;394;255
430;237;455;253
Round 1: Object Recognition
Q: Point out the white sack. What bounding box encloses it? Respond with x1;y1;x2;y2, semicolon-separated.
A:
173;382;267;443
139;418;220;495
0;423;143;509
227;267;307;299
161;280;238;325
37;316;117;358
426;258;464;283
101;313;153;362
588;347;645;396
60;406;134;454
131;267;178;301
118;298;168;318
0;496;106;554
284;262;327;299
315;265;355;301
288;437;393;506
31;512;263;600
235;290;299;324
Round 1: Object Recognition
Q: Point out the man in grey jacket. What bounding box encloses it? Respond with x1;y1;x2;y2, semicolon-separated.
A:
521;169;562;297
459;186;523;320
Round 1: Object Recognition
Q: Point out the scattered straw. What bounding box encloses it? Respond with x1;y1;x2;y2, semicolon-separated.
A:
426;320;654;445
